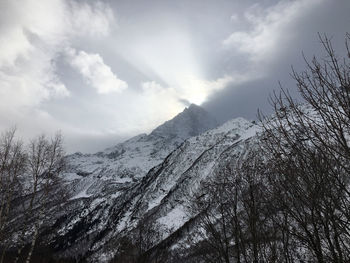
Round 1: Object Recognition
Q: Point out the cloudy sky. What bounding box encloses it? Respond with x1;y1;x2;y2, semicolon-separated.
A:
0;0;349;153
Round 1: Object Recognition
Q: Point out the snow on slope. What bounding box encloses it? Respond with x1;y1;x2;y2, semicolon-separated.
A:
21;104;259;262
65;104;217;182
89;117;260;261
29;104;219;260
61;104;218;201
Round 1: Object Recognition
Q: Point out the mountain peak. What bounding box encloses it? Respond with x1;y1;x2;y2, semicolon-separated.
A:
187;103;202;110
150;104;218;139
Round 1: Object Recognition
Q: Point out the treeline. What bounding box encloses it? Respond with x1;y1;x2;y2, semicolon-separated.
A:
183;34;350;263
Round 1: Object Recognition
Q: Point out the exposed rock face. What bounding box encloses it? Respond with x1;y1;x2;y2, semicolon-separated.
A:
150;103;218;141
18;105;259;262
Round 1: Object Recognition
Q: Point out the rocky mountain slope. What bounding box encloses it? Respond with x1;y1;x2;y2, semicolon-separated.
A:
17;105;259;262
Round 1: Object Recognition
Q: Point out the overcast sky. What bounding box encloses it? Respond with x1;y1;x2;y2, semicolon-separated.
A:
0;0;349;153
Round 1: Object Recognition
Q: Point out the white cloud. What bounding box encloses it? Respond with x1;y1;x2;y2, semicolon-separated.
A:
223;0;324;61
0;0;115;110
69;1;115;37
0;0;117;151
66;48;127;94
138;81;182;126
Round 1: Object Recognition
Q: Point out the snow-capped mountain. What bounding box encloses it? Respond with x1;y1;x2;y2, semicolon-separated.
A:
90;117;259;262
65;103;218;185
17;105;259;262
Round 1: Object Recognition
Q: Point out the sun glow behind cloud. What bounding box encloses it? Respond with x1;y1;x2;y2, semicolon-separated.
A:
118;26;231;106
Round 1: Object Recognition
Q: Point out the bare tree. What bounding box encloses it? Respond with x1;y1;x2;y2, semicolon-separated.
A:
23;133;66;263
186;147;278;263
258;33;350;262
112;216;164;263
0;128;26;262
183;34;350;263
0;130;67;263
186;165;237;263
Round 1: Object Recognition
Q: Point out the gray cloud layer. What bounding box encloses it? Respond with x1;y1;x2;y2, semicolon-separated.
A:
0;0;349;152
204;0;350;122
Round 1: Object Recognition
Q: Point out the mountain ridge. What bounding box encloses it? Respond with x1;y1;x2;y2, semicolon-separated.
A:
5;105;259;262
